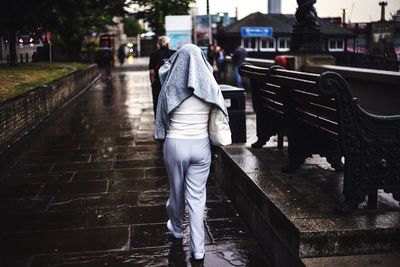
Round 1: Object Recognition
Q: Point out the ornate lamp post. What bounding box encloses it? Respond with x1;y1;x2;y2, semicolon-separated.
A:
291;0;323;53
207;0;212;44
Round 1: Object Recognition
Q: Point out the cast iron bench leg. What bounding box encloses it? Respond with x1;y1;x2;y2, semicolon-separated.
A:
368;191;378;209
278;133;284;150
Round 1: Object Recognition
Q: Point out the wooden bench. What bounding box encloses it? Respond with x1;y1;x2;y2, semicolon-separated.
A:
240;63;400;213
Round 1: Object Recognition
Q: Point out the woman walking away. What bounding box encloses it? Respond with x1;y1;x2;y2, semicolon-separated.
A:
154;44;229;262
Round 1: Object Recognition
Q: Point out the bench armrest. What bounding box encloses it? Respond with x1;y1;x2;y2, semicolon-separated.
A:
356;105;400;143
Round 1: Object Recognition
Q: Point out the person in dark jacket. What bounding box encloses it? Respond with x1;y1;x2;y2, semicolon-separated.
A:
148;36;175;117
232;42;247;88
206;44;215;66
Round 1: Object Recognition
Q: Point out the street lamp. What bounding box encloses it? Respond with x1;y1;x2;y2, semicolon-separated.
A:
207;0;212;44
341;8;347;27
291;0;322;53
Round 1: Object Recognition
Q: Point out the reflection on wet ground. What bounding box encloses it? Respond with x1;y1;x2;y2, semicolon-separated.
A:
0;60;270;266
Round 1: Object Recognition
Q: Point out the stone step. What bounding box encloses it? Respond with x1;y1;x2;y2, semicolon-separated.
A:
214;145;400;267
303;253;400;267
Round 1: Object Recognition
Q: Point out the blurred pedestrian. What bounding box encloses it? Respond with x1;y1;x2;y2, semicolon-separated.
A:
232;42;247;88
31;51;39;63
101;47;112;79
207;44;215;66
154;44;229;262
118;45;126;66
215;46;225;82
149;36;175;117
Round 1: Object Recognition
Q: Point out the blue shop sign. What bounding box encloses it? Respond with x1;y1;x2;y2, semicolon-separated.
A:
241;27;273;38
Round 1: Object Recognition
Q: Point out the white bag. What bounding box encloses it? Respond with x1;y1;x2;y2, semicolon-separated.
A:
209;107;232;146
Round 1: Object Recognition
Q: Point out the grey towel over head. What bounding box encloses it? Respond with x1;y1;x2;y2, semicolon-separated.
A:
154;43;228;140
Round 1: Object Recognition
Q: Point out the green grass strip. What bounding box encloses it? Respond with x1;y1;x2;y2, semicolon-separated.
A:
0;62;88;101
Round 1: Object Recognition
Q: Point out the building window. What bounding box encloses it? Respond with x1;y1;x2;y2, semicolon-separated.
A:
328;39;344;52
277;37;290;52
242;38;257;51
259;38;275;51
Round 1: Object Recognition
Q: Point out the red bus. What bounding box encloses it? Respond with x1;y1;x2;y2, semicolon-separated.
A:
99;34;115;67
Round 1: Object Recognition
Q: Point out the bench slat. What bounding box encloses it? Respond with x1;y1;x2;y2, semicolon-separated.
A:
241;69;267;81
293;99;338;122
301;118;339;137
265;83;283;94
271;75;316;91
240;64;268;74
260;97;285;114
295;109;338;135
292;89;336;109
259;88;284;103
273;68;320;82
262;105;285;117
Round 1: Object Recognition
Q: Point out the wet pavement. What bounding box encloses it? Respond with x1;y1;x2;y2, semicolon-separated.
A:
0;59;270;266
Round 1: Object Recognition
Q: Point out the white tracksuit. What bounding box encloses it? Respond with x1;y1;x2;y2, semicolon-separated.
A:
163;95;212;257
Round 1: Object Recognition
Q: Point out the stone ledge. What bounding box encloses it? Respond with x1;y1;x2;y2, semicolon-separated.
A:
0;65;100;155
214;145;400;266
303;253;400;267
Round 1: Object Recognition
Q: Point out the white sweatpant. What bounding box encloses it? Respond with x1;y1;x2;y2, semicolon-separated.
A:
163;137;211;256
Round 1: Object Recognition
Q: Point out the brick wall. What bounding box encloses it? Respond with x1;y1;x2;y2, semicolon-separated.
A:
0;65;99;154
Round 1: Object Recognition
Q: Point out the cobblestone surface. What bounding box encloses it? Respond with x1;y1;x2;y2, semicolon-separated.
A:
0;59;270;267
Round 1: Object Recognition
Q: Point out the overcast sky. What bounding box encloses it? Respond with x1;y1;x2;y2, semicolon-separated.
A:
195;0;400;22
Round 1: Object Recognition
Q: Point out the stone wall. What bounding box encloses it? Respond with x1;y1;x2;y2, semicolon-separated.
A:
303;65;400;115
213;147;305;267
0;65;99;154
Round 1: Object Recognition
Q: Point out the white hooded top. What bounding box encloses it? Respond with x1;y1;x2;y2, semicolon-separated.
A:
154;44;228;140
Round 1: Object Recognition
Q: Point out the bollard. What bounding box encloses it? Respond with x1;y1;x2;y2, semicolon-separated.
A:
26;53;29;63
219;84;246;143
20;54;23;63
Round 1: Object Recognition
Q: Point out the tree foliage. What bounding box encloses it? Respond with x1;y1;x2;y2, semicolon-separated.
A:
0;0;195;64
124;17;143;37
131;0;195;35
0;0;127;64
48;0;126;61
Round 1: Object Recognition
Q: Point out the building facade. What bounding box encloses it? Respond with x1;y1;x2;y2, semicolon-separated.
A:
343;9;400;70
217;12;355;66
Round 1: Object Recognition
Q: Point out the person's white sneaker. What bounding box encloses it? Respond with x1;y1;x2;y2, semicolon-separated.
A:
167;220;184;238
191;252;205;260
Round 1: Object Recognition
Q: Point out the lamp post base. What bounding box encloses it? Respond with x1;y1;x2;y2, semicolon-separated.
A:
291;26;324;54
